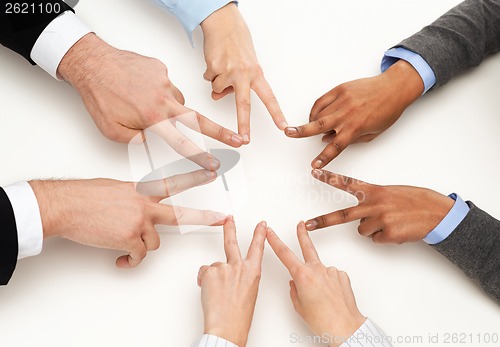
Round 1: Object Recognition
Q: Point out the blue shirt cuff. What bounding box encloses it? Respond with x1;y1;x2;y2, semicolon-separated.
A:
155;0;237;38
381;47;436;94
423;193;470;245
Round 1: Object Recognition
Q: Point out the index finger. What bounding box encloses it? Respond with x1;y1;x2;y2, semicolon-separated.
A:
224;215;242;263
305;205;373;231
311;131;354;168
174;108;244;148
252;78;288;130
235;84;252;143
148;119;219;171
266;227;302;275
136;169;217;199
284;117;337;138
245;221;267;263
311;169;369;197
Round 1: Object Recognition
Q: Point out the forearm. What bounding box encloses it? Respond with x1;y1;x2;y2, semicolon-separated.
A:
432;202;500;303
28;180;73;239
396;0;500;88
57;33;113;89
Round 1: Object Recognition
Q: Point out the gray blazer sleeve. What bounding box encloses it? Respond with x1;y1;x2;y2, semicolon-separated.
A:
432;202;500;304
395;0;500;89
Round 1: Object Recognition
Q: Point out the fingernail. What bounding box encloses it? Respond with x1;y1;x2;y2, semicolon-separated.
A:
313;159;323;169
285;127;298;136
243;134;250;143
305;220;318;231
312;169;323;178
231;134;243;145
280;121;289;129
210;158;221;170
204;170;216;177
227;215;234;222
260;220;267;227
215;213;227;221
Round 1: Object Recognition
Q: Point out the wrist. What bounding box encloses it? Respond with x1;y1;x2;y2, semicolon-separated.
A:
28;180;72;239
382;59;424;108
200;2;240;35
57;33;114;89
327;314;366;347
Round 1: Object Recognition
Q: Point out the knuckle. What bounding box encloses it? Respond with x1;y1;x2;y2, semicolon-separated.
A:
318;215;327;228
195;112;205;126
237;97;251;109
217;126;226;140
151;236;161;250
357;225;364;235
316;118;328;132
175;135;187;148
171;206;184;224
143;108;163;125
164;177;176;195
340;209;349;221
327;266;338;275
103;126;121;142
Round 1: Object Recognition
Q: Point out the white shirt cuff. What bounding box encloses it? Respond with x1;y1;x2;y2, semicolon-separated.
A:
2;182;43;259
341;318;393;347
30;11;92;80
192;334;238;347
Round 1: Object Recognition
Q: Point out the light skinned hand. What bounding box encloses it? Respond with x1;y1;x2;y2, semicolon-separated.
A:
285;60;424;168
201;3;287;143
197;217;267;347
58;33;244;170
29;171;226;268
266;222;366;347
305;169;455;244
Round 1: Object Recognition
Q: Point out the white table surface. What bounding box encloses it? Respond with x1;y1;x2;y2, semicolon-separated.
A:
1;0;499;346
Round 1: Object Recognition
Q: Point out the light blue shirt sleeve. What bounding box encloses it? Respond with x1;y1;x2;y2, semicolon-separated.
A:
381;47;436;94
155;0;237;37
423;193;470;245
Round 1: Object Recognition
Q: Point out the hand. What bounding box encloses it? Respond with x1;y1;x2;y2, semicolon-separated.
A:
266;222;366;347
197;217;267;347
305;169;455;244
284;60;424;168
201;3;287;143
57;33;244;164
29;170;226;268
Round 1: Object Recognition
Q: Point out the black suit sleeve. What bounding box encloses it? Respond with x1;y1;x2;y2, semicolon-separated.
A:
0;0;73;64
0;188;19;285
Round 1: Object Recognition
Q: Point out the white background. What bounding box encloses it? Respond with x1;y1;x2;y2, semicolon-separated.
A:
1;0;499;346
